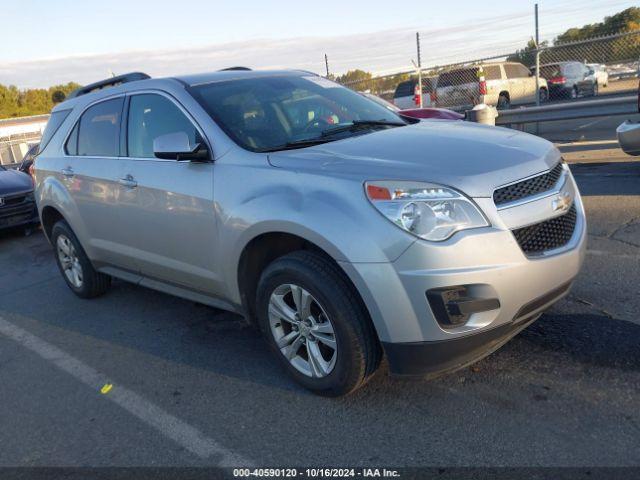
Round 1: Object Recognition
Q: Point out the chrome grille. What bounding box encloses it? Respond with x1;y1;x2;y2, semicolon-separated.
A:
494;163;564;206
512;204;577;255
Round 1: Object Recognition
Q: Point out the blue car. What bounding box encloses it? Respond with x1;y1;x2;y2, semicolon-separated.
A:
0;165;39;231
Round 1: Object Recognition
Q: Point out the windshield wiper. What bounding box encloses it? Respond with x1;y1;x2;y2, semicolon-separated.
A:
259;120;407;153
320;119;406;138
258;137;333;152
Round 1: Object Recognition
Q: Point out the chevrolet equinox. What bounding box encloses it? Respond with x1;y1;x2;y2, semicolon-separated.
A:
34;70;586;396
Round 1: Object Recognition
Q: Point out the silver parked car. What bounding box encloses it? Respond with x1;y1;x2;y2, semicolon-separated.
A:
617;80;640;155
34;70;586;396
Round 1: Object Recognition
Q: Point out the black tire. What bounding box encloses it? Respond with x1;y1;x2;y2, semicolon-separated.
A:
497;94;510;110
256;251;381;396
539;88;549;103
592;82;599;96
570;86;578;99
51;220;111;298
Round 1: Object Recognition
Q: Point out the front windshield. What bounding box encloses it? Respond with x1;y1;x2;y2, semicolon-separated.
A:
190;75;405;152
363;93;400;112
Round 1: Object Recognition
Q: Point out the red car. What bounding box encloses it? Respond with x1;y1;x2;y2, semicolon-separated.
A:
361;93;464;120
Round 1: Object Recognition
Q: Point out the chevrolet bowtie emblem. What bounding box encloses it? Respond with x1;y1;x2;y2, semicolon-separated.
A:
552;192;572;212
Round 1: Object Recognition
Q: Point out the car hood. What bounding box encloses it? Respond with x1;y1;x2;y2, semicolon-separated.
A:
0;169;33;196
268;121;561;198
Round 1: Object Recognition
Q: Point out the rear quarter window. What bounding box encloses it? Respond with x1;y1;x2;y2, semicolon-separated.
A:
394;80;416;98
39;110;71;152
438;68;479;88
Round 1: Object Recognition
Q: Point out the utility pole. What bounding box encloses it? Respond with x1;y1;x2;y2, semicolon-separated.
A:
324;54;330;78
416;32;423;108
535;3;540;107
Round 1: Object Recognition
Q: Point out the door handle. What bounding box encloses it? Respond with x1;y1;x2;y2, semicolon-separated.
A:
61;167;74;178
118;175;137;188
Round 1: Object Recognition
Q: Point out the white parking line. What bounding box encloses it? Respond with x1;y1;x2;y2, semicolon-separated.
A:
0;316;252;467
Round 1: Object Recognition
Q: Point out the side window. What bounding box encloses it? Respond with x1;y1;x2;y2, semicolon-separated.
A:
127;94;199;158
65;122;79;155
504;64;527;79
77;98;124;157
517;64;531;77
484;66;501;81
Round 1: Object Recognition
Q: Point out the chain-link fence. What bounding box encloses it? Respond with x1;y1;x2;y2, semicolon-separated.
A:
0;132;41;166
338;30;640;112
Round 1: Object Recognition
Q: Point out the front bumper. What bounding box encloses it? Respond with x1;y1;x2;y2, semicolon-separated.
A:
0;191;39;230
340;168;586;377
548;84;576;99
382;281;571;377
617;120;640;156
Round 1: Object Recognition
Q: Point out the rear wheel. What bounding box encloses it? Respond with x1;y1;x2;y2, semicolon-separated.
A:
256;251;381;396
570;86;578;99
592;82;599;96
51;220;111;298
497;94;510;110
539;88;549;103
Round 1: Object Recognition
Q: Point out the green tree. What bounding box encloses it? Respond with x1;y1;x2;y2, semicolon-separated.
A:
507;39;548;67
510;7;640;68
51;90;66;104
555;7;640;43
0;82;80;118
335;69;373;91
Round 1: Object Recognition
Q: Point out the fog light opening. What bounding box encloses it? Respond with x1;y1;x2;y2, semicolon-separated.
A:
427;286;500;329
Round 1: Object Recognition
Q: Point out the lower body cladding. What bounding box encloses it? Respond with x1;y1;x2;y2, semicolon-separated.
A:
340;192;587;378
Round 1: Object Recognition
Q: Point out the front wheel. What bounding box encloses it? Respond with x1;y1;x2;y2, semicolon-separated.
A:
51;220;111;298
592;82;599;96
256;251;381;396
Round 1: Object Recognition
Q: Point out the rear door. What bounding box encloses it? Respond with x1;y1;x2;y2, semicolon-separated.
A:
483;65;503;106
118;91;221;295
505;63;535;105
62;96;137;271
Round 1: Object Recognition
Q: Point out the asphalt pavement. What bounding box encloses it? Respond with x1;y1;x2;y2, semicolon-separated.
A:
0;149;639;469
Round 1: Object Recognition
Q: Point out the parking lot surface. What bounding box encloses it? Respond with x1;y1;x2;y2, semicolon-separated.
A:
1;151;639;468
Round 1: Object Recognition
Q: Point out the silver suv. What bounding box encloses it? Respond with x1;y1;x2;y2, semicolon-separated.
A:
34;69;586;396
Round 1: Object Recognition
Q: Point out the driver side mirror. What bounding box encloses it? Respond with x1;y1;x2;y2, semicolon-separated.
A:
153;132;210;162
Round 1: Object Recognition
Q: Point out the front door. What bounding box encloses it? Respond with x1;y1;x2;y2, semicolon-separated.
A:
118;92;222;295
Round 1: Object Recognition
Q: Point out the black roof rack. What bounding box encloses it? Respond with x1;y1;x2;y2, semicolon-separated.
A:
218;66;252;71
67;72;151;99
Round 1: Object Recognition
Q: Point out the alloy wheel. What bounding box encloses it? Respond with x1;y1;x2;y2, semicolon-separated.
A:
56;234;83;288
268;284;337;378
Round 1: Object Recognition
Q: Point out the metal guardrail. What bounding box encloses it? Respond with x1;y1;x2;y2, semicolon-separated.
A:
495;95;638;125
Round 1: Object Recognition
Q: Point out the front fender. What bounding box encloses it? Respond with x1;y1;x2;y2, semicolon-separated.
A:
215;166;415;304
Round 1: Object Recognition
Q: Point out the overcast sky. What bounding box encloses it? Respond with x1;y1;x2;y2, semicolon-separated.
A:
2;0;636;88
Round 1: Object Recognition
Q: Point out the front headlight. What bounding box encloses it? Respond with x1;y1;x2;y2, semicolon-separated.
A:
365;181;489;241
